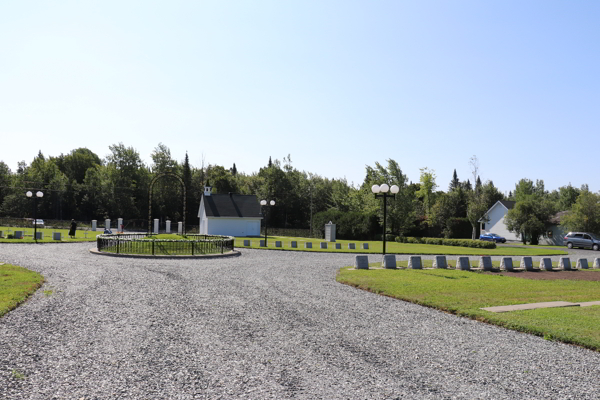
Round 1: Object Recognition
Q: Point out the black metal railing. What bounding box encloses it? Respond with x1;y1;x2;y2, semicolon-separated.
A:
96;234;234;256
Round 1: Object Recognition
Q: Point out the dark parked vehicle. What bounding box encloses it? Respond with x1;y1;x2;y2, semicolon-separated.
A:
480;233;506;243
563;232;600;250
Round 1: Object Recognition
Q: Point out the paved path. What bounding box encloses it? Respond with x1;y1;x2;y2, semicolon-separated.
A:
1;244;599;399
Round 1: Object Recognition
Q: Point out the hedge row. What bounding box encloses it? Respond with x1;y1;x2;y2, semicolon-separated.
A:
395;236;496;249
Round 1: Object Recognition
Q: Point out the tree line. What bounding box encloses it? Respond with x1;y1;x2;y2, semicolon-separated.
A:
0;146;597;242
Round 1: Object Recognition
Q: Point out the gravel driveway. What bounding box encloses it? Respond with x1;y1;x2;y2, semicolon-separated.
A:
1;244;599;399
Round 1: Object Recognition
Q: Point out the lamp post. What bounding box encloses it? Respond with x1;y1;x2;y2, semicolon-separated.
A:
371;183;399;255
26;190;43;242
260;199;275;247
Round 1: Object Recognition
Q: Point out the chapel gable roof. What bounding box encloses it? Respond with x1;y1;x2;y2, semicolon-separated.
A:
478;199;516;222
203;194;262;218
499;200;516;210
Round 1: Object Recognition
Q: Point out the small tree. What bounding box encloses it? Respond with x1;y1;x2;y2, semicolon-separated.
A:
560;190;600;235
415;167;437;218
505;195;555;245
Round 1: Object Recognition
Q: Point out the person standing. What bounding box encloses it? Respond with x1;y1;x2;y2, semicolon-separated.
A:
68;219;77;239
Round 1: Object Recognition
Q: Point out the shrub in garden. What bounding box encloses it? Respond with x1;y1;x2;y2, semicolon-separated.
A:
395;236;496;249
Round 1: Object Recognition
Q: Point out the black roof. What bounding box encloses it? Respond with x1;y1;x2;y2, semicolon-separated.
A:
203;194;262;218
499;200;515;210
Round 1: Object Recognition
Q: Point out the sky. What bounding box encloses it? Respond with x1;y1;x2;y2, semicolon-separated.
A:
1;0;599;195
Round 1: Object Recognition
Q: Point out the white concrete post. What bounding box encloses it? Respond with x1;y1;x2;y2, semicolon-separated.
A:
118;218;123;233
153;219;159;234
166;220;171;233
178;221;183;235
105;219;111;231
91;220;97;231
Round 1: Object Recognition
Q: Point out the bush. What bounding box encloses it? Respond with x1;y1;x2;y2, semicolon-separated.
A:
395;236;496;249
375;233;397;241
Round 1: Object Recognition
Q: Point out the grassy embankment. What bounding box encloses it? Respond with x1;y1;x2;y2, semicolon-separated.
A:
0;263;44;318
0;226;101;243
235;236;568;256
337;266;600;351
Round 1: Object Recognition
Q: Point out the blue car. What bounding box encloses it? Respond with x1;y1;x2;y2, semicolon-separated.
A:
480;233;506;243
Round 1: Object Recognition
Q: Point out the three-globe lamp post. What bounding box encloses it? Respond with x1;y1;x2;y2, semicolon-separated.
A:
260;199;275;247
26;190;43;242
371;183;399;255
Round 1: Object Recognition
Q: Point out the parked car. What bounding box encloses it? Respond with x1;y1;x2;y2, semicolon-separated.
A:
33;219;44;227
563;232;600;250
479;233;506;243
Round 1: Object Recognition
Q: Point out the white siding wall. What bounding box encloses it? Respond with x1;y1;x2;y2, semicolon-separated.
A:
483;204;520;241
539;225;566;245
206;218;261;237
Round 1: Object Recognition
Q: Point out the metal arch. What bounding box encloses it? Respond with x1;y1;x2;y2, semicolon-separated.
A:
148;172;187;235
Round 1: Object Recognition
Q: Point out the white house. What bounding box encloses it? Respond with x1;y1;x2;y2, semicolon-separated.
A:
479;200;568;244
197;184;262;237
478;200;519;241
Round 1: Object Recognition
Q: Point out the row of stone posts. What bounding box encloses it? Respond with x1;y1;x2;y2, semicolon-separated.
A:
92;219;183;234
355;255;600;270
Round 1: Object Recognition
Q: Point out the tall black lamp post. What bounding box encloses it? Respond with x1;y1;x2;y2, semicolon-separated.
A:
260;199;275;247
26;190;43;242
371;183;399;255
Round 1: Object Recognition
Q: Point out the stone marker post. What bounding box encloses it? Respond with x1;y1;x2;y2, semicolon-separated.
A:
178;222;183;235
456;257;471;271
500;257;514;271
153;219;159;234
166;220;171;234
92;220;97;231
433;255;448;269
520;257;534;271
559;257;572;271
325;221;336;242
382;254;396;269
408;256;422;269
577;258;589;269
118;218;123;233
105;219;111;231
479;256;493;271
539;258;553;271
355;255;369;269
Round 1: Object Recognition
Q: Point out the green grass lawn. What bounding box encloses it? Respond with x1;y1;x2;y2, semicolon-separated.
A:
0;226;101;243
337;266;600;350
235;236;568;256
0;263;44;318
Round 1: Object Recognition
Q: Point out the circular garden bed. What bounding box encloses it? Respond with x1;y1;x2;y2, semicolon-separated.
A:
96;233;235;256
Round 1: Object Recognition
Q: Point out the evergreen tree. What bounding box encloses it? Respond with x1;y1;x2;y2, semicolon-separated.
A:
231;163;237;176
268;156;272;168
448;169;460;192
462;179;472;192
183;152;193;224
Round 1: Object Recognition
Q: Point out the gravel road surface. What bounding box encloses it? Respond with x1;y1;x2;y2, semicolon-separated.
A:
1;243;599;399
